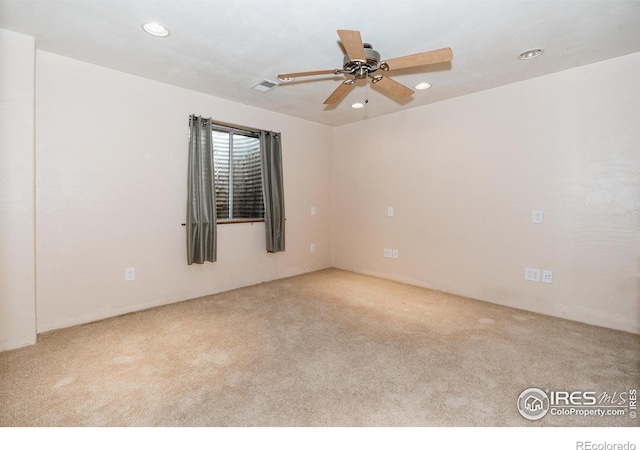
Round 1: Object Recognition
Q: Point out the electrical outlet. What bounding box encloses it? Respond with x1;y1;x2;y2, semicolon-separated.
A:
384;248;393;258
542;270;552;283
310;244;316;253
392;249;399;259
533;210;544;224
524;267;540;282
125;267;135;282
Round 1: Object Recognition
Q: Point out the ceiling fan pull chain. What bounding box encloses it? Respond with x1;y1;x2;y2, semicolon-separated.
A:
365;80;369;105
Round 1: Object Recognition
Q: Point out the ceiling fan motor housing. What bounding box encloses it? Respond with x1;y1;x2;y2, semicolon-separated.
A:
343;44;381;78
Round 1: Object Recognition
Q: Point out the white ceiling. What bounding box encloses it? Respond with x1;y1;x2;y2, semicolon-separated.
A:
1;0;639;127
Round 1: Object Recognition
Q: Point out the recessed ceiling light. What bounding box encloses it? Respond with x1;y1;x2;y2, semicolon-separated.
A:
415;82;432;90
351;102;365;109
278;76;295;82
519;48;544;60
142;21;170;37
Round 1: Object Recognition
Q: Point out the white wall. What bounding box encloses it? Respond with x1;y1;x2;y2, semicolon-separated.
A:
35;51;333;333
2;33;637;351
0;29;37;350
332;52;640;334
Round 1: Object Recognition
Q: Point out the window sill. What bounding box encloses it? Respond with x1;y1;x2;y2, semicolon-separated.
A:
181;219;266;226
217;218;265;225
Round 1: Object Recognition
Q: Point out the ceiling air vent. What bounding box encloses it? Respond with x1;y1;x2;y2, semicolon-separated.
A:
251;79;278;92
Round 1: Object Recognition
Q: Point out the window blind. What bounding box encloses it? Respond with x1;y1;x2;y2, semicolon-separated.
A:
213;129;264;220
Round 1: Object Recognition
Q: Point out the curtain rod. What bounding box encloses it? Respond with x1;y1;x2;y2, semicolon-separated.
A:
210;118;265;135
191;115;279;136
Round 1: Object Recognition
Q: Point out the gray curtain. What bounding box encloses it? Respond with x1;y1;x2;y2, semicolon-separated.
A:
186;115;217;264
261;131;285;252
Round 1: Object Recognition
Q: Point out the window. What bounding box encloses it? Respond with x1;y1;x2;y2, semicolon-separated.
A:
212;125;264;222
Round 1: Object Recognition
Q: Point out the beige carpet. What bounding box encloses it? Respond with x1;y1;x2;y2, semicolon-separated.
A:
1;269;638;427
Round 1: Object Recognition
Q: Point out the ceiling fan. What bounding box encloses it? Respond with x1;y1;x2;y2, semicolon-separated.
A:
278;30;453;105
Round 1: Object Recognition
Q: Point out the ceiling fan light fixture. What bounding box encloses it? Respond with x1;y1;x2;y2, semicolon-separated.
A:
519;48;544;60
415;82;432;90
351;102;365;109
142;21;170;37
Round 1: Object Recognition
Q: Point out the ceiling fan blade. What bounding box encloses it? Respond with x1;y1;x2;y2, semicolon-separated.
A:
370;75;414;98
382;48;453;71
323;79;356;104
337;29;366;61
277;69;339;79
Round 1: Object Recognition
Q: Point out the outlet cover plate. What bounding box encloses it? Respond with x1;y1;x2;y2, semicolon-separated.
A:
384;248;393;258
125;267;135;281
524;267;541;282
533;210;544;224
542;270;552;283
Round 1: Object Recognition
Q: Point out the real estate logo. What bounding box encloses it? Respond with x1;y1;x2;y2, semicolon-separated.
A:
517;387;637;421
517;387;550;420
